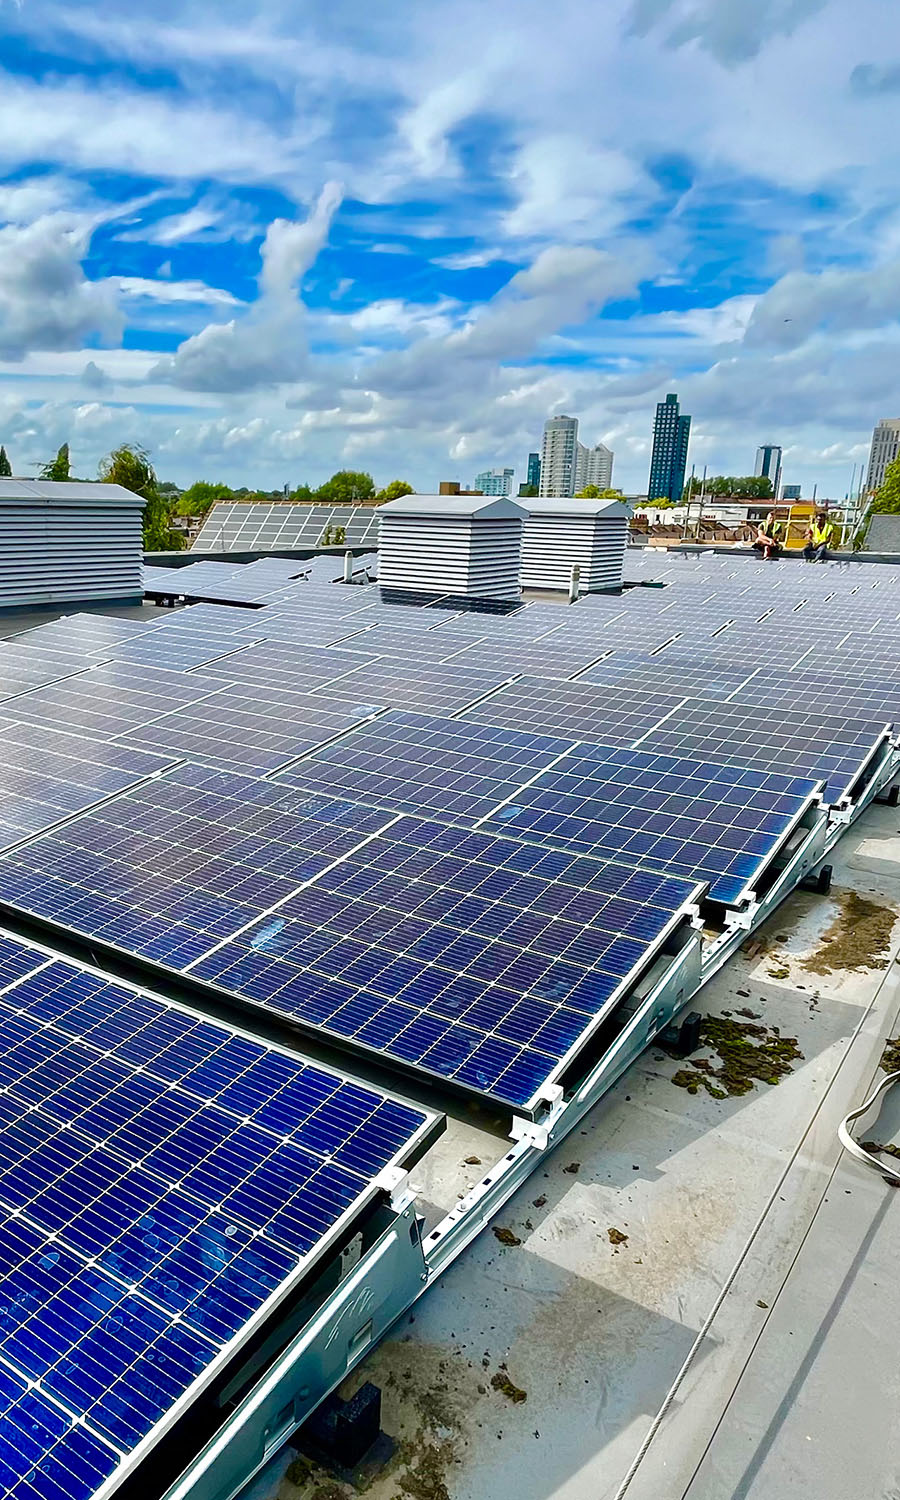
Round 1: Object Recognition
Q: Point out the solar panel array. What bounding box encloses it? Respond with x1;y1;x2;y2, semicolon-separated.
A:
0;546;898;1494
192;502;381;553
0;931;435;1500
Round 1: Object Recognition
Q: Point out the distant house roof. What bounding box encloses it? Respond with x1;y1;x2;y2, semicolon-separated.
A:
378;494;528;520
0;480;144;507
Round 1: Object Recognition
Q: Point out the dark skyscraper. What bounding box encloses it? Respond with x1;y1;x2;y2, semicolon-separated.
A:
648;393;691;501
526;451;541;490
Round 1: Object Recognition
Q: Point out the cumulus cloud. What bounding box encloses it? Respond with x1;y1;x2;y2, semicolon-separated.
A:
0;216;121;360
151;183;343;391
850;62;900;95
743;257;900;348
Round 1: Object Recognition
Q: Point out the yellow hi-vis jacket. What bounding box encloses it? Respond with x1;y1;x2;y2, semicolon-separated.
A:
811;517;835;546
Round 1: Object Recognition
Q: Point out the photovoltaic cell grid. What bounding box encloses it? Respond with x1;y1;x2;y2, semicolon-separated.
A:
12;616;152;656
193;641;379;694
188;815;701;1108
192;502;381;553
483;744;822;905
574;655;756;701
0;666;227;739
0;933;435;1500
0;718;175;853
274;711;576;821
638;699;890;806
728;667;900;726
121;683;384;776
0;643;101;703
0;769;701;1109
462;676;687;746
311;658;518;716
0;767;393;971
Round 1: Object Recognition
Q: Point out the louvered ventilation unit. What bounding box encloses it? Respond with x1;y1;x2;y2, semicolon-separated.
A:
0;480;145;609
377;495;526;612
521;497;630;592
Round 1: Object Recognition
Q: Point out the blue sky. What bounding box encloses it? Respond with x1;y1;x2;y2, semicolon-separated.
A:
1;0;900;495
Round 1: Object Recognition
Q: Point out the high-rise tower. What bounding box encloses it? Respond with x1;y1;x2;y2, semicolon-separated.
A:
648;393;691;502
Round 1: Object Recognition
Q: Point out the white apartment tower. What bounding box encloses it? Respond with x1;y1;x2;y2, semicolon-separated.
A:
539;415;579;496
574;442;614;493
474;467;515;496
865;419;900;493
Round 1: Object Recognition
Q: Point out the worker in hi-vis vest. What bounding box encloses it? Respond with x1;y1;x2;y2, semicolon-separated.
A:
752;511;783;561
803;510;836;563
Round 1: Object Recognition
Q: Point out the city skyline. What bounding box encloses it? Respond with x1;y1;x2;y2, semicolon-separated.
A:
0;1;896;496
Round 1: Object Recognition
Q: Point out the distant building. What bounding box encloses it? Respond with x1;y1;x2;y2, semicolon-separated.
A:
439;481;483;495
755;444;783;497
540;415;579;496
526;452;541;491
574;442;614;494
865;419;900;493
474;467;515;496
782;484;801;501
648;393;691;502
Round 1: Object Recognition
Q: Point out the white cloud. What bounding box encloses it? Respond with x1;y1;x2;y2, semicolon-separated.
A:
503;135;654;240
0;216;121;361
151;183;343;392
743;257;900;348
116;276;242;307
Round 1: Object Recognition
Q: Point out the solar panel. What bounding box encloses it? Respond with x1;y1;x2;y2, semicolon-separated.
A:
0;644;97;704
574;655;756;700
637;698;890;805
728;666;900;726
274;711;575;820
192;642;378;694
482;744;823;906
462;677;687;745
0;769;701;1110
121;683;384;776
0;666;226;738
311;659;517;716
12;615;151;656
0;931;437;1500
0;718;176;852
100;632;265;672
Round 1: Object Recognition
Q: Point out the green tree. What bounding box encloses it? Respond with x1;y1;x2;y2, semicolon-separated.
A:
315;469;376;504
575;485;626;499
517;484;538;498
871;455;900;515
0;446;10;477
374;478;414;504
40;443;71;481
99;444;185;551
176;481;233;516
687;474;773;499
290;484;316;502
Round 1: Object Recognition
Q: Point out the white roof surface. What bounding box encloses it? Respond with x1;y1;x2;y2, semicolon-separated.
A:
0;479;144;506
378;493;528;520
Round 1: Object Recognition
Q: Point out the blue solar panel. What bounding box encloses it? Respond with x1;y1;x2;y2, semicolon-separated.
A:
187;817;701;1108
0;719;176;853
0;663;226;738
0;770;700;1109
462;676;687;746
0;643;97;702
0;933;436;1500
310;658;516;716
482;744;823;906
274;711;575;820
122;684;384;776
637;699;890;806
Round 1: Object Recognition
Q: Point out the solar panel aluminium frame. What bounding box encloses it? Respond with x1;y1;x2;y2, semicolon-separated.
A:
0;925;443;1500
